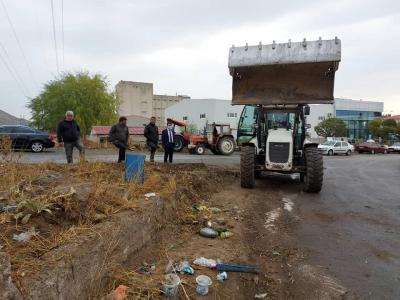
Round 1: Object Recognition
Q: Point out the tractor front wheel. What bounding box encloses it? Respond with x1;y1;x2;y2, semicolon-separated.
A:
241;146;255;188
303;147;323;193
195;144;205;155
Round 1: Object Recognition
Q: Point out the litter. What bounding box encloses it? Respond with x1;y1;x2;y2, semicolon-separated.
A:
144;192;156;198
196;275;212;296
163;273;180;297
216;263;259;273
220;231;234;239
193;257;217;268
255;293;268;299
102;285;128;300
217;272;228;281
0;205;17;213
175;260;194;275
12;227;37;243
137;266;150;275
199;227;219;238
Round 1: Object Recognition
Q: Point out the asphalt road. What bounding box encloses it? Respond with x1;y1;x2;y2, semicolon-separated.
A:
295;154;400;299
11;148;241;166
5;148;400;298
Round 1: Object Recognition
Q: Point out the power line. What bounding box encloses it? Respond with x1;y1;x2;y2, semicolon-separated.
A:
0;41;30;96
61;0;64;69
50;0;59;73
0;47;29;97
0;0;40;88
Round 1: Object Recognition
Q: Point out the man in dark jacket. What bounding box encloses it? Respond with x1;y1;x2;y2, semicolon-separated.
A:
144;117;158;162
57;111;85;163
109;116;129;163
162;120;175;163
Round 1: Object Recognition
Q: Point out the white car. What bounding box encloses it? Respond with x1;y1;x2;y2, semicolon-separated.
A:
318;140;354;156
388;142;400;153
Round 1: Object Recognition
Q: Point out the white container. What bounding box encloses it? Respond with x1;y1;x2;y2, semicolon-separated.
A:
196;275;212;296
163;273;180;297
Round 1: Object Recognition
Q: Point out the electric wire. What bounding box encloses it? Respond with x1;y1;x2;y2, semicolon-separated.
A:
0;47;29;97
50;0;59;73
0;0;40;88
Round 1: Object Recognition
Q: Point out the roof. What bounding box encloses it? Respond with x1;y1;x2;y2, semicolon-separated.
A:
91;125;167;135
384;115;400;121
0;110;30;126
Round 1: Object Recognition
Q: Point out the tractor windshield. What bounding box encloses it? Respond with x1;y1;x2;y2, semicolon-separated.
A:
266;112;295;129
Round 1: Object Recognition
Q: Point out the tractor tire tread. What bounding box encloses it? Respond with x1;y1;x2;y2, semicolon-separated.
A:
241;146;255;188
303;147;323;193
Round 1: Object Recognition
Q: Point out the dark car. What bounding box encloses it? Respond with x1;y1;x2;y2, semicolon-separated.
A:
0;125;55;152
355;142;387;154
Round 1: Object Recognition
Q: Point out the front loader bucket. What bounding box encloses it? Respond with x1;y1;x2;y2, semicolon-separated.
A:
228;38;341;105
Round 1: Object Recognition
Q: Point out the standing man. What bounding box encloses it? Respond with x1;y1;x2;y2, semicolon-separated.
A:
144;117;158;162
57;111;85;163
162;120;175;163
109;116;129;163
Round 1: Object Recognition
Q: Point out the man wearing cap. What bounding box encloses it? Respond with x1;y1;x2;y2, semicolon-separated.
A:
57;111;85;163
161;120;175;163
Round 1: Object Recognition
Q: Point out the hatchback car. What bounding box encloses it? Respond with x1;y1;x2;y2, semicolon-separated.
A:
388;142;400;153
355;142;387;154
318;140;354;156
0;125;55;152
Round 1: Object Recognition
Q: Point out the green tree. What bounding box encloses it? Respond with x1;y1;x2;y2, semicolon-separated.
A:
28;72;119;135
367;118;384;138
370;118;400;139
181;123;198;135
314;117;347;138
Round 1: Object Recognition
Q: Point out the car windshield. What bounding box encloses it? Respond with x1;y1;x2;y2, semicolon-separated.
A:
322;141;335;146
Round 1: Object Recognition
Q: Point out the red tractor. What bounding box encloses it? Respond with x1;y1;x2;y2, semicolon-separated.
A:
188;123;236;155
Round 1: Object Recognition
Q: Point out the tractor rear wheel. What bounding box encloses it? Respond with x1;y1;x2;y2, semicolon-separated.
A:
241;146;255;188
174;136;184;152
218;137;235;155
303;147;323;193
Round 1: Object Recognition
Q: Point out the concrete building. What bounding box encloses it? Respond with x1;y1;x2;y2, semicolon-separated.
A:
308;98;384;140
165;99;244;136
115;81;189;126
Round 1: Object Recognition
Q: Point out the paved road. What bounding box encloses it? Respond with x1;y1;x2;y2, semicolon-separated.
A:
294;154;400;299
11;148;241;166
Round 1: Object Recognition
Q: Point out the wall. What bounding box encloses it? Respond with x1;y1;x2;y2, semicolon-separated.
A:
153;94;189;125
165;99;244;135
307;104;335;138
116;81;153;118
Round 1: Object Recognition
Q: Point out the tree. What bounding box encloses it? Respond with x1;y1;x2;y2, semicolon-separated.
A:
369;118;400;139
28;72;119;135
181;123;198;135
314;117;347;138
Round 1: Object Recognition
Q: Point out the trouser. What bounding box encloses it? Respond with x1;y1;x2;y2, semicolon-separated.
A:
164;143;174;163
113;141;127;162
147;141;157;162
64;140;85;163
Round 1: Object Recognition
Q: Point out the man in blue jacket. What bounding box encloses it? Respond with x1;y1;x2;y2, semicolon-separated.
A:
162;120;175;163
57;111;85;163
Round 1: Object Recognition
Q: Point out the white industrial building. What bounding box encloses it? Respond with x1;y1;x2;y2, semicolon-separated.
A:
165;99;244;136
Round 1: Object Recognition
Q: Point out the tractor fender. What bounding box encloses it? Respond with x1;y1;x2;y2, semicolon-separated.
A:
303;142;319;149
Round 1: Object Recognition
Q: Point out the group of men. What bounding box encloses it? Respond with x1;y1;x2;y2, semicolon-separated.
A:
56;111;176;164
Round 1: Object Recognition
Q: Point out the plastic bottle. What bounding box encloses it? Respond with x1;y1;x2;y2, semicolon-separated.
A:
193;257;217;268
220;231;234;239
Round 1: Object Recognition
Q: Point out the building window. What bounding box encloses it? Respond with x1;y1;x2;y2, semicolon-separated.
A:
227;112;237;118
318;116;325;121
183;116;188;121
200;113;206;119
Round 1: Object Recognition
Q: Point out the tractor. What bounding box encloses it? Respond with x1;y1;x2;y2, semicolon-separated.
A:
229;38;341;192
188;123;236;155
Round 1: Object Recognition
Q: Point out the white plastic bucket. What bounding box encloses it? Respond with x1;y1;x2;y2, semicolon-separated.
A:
163;273;180;297
196;275;212;296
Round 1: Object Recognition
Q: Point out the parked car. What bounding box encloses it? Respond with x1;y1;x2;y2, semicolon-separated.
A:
318;140;354;156
388;142;400;153
354;142;387;154
0;125;55;152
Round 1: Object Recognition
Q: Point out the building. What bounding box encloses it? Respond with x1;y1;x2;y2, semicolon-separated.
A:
115;81;189;126
384;115;400;124
308;98;384;140
165;99;244;136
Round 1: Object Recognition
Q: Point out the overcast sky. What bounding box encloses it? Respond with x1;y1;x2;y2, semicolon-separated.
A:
0;0;399;119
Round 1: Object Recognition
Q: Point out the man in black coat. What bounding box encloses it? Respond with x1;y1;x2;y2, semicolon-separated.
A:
162;120;175;163
144;117;158;162
57;111;85;163
109;116;129;162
